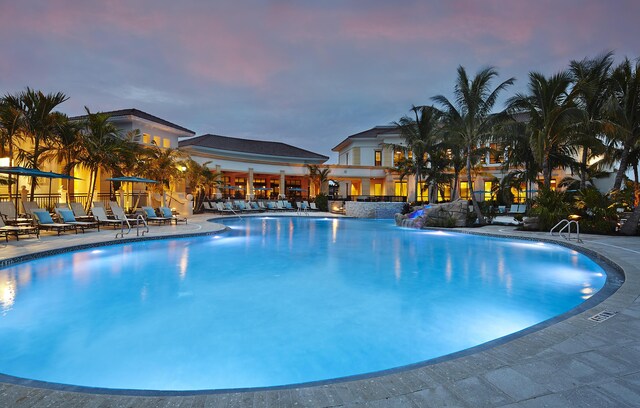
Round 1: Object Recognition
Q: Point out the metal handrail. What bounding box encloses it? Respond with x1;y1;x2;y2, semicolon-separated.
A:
550;219;582;243
550;219;570;236
135;214;149;237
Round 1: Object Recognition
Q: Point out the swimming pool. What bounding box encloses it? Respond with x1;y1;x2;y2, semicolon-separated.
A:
0;217;608;391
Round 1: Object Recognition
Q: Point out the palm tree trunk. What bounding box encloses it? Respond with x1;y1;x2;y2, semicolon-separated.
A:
613;145;631;191
467;146;485;225
542;155;551;188
452;172;459;200
580;148;588;190
415;163;421;203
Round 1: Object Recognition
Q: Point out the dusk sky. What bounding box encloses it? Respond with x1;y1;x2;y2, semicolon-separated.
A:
1;0;639;162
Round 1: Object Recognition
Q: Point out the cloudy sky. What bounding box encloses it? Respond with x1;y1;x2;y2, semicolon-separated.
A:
1;0;638;162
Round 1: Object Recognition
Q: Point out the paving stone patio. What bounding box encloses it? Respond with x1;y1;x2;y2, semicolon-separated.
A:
1;213;639;407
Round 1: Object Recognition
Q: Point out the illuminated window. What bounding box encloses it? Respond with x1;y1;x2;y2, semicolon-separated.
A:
394;150;404;164
373;183;382;196
142;133;151;144
417;182;428;202
437;184;451;202
374;150;382;166
550;179;556;191
460;181;471;200
484;181;495;201
162;138;171;148
489;143;502;164
510;183;526;203
395;181;407;197
153;136;161;146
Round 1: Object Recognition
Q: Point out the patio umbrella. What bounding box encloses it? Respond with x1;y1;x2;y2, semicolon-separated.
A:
0;166;79;219
106;176;158;209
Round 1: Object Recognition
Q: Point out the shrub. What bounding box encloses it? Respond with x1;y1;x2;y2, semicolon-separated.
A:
574;188;619;235
529;188;571;231
314;193;329;211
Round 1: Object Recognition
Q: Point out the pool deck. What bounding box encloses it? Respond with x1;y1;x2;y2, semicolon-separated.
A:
1;213;640;407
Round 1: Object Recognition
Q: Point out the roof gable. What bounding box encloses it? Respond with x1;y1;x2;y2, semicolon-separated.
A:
71;108;195;135
179;134;329;161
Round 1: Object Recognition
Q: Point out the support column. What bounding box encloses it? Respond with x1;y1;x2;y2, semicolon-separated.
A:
279;171;286;198
215;165;222;199
339;181;349;197
361;178;371;197
247;168;254;201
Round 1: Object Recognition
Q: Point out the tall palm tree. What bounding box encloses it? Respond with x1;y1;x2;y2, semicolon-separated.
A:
604;58;640;191
0;93;26;199
393;105;442;202
507;71;580;188
77;107;129;211
0;93;25;163
569;52;614;189
13;88;69;199
140;143;188;206
433;66;514;224
182;159;221;212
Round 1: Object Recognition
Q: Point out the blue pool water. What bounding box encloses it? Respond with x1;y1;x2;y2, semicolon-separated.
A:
0;217;606;391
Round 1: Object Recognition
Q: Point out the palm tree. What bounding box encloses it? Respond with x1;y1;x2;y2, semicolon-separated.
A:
12;88;69;199
569;52;614;189
0;93;26;200
0;93;25;163
182;159;221;213
306;164;331;196
140;143;188;206
604;58;640;191
76;107;130;211
393;105;442;202
507;71;581;188
433;66;515;224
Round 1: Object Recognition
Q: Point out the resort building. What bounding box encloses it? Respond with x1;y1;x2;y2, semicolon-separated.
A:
179;134;328;199
328;124;586;203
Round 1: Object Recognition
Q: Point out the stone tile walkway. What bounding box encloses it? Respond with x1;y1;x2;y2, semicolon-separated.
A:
1;215;639;407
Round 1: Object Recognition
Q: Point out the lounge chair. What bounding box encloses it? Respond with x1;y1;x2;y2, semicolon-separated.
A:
109;201;139;224
0;201;31;224
21;200;42;217
498;205;506;214
296;202;308;215
91;206;127;229
202;201;217;212
70;202;98;222
32;210;77;235
309;202;320;211
55;208;100;232
141;206;173;225
0;217;39;241
282;201;295;211
216;202;238;215
159;206;187;224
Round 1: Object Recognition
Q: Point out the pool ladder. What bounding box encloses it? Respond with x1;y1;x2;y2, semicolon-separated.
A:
115;214;149;239
550;219;582;243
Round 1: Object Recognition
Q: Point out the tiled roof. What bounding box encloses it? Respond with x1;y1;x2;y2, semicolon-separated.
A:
70;108;195;135
179;134;329;161
332;125;398;151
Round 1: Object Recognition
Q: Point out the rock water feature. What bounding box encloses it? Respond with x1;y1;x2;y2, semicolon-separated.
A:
395;199;471;229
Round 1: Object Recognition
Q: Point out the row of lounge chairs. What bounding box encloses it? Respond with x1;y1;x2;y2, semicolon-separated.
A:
0;200;186;241
202;200;321;214
496;204;527;214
